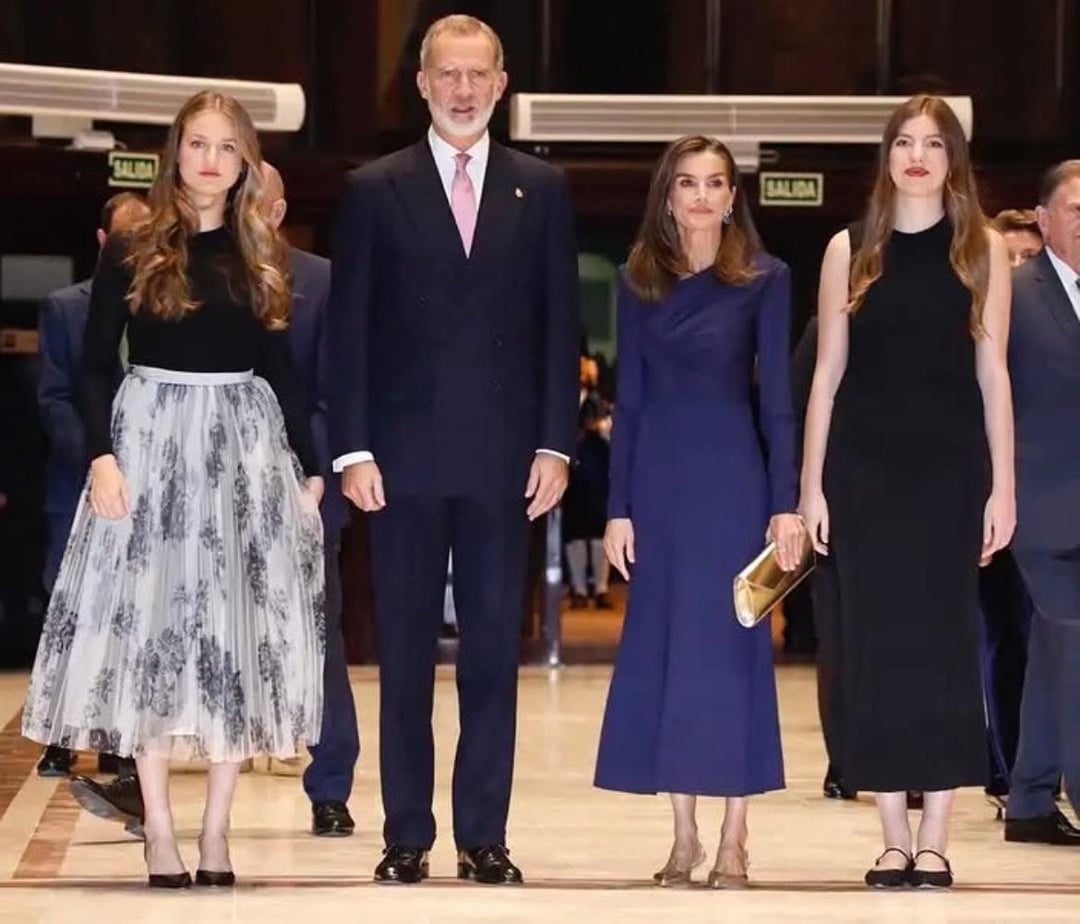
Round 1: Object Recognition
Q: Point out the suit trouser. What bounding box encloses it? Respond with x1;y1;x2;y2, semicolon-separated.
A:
978;550;1032;793
1008;547;1080;818
304;533;361;804
369;494;530;849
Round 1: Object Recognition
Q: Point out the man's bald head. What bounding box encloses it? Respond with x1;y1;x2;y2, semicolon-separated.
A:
259;161;287;229
95;192;150;251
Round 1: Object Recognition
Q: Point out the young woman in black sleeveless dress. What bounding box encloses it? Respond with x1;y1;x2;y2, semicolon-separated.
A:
800;96;1014;888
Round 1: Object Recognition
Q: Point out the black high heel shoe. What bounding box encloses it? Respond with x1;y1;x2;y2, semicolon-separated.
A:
195;834;235;887
864;847;913;889
910;848;953;889
143;842;191;889
195;869;236;887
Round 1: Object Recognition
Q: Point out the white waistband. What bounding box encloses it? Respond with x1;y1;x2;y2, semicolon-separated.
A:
131;365;254;385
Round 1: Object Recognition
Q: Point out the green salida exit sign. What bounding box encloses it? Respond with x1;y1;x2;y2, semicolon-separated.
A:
759;172;824;207
108;151;159;189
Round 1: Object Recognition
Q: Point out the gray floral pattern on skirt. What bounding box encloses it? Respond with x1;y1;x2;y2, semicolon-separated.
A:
23;367;325;761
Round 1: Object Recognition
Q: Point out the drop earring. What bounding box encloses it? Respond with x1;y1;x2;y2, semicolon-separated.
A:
722;205;733;224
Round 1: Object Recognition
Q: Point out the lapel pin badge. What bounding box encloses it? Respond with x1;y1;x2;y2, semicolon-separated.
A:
514;187;525;199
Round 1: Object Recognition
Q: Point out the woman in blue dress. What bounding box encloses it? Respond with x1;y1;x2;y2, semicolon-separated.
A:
595;135;804;888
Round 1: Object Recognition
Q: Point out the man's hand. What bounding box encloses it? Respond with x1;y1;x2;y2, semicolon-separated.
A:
524;454;569;521
342;461;386;512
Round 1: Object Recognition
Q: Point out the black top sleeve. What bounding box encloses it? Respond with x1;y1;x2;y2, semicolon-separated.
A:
78;235;132;463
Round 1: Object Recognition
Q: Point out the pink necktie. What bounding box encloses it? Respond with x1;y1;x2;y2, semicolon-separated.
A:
451;152;477;255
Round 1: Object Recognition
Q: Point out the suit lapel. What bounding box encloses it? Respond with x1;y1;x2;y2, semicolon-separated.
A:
390;141;468;264
468;142;524;269
1033;250;1080;350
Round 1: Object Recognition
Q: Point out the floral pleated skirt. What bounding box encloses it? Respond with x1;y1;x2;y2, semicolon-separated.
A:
23;365;325;762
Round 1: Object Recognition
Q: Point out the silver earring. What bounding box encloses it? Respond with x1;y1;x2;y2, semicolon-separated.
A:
722;205;733;225
666;204;673;216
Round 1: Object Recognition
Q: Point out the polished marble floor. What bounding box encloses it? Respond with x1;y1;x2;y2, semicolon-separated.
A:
0;665;1076;923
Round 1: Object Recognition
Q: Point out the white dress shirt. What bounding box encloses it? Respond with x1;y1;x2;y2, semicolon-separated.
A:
1045;245;1080;322
427;125;489;210
332;127;569;472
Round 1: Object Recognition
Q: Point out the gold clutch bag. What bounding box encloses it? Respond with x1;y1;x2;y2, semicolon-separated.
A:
733;531;815;628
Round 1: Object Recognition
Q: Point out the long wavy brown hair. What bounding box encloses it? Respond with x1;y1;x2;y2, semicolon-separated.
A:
125;91;290;329
848;95;989;332
626;135;761;301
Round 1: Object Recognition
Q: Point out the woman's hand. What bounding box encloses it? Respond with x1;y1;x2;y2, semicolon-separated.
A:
89;454;130;519
768;513;807;571
303;475;325;509
603;517;635;581
798;489;830;556
981;489;1016;565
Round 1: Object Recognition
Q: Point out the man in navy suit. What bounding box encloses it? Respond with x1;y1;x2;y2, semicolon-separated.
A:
68;166;361;839
1004;160;1080;846
35;192;150;780
327;14;579;885
260;163;361;836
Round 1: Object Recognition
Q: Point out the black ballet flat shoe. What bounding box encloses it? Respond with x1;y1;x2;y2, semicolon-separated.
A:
195;869;236;887
864;847;913;889
910;848;953;889
147;871;192;889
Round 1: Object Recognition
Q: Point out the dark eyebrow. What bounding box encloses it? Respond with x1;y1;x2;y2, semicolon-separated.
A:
674;172;727;179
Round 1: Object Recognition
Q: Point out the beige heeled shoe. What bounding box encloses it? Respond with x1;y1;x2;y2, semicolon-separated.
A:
652;840;707;887
706;843;749;889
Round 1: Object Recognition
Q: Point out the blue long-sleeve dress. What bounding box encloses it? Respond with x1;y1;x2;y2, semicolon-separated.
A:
594;256;797;796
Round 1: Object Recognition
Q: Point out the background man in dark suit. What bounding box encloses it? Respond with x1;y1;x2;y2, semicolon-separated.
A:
68;166;361;840
1004;160;1080;846
260;163;360;837
327;14;579;886
35;192;150;780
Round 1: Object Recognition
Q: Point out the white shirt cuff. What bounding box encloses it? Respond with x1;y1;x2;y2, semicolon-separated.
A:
332;451;374;472
537;448;570;463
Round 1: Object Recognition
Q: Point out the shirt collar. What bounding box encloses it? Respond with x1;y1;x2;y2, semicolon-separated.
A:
1045;244;1079;290
427;125;489;168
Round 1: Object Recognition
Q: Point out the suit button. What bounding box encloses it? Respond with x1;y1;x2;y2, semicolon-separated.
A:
418;296;428;306
493;379;503;391
493;338;504;349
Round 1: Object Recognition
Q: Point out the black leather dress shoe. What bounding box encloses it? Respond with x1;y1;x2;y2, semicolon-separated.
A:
1005;810;1080;845
457;844;524;884
823;766;857;800
312;801;355;837
374;845;429;883
96;753;137;777
69;774;145;828
36;746;75;778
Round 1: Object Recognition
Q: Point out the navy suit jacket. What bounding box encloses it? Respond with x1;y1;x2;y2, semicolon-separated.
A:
288;246;348;536
326;139;580;499
37;279;107;516
1008;248;1080;551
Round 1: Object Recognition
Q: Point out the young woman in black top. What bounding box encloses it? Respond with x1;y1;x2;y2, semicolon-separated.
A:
23;91;326;888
